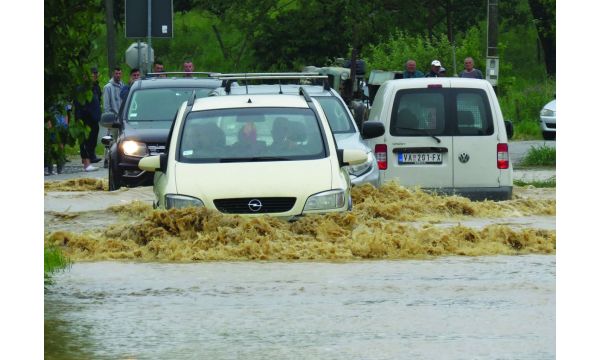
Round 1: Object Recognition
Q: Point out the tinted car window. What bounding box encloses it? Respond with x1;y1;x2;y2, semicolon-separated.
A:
127;88;213;123
313;96;355;134
390;92;446;136
178;107;327;163
390;88;493;136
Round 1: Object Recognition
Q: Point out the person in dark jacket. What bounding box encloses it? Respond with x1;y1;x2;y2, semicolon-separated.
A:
75;67;102;172
425;60;443;77
403;60;424;78
120;68;141;101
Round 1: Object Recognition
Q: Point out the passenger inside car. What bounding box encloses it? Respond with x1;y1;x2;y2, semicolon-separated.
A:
232;121;267;154
182;122;226;158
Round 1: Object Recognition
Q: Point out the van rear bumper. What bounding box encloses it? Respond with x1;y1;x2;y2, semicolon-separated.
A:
428;186;513;201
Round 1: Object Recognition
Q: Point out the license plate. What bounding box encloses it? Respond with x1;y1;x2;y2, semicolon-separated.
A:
398;152;442;165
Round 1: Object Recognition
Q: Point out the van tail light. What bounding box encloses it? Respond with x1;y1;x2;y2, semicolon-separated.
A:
497;143;509;169
375;144;388;170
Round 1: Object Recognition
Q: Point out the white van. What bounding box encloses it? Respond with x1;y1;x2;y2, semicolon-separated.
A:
366;78;513;200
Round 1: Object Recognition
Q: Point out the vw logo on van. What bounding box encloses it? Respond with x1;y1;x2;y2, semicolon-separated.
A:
248;199;263;212
458;153;470;163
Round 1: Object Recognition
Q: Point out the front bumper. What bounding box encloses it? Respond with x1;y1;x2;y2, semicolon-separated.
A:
349;159;381;187
539;115;556;132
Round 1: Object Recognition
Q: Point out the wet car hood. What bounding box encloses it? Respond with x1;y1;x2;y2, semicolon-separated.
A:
334;132;371;153
122;121;172;143
174;159;334;200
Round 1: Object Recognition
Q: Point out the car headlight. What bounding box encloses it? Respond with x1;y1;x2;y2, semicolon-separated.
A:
122;140;149;157
540;109;555;117
165;194;205;209
303;189;345;211
341;72;349;80
348;152;374;177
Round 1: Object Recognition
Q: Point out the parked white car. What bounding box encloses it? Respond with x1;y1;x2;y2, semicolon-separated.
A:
540;99;556;140
366;77;513;201
139;89;382;217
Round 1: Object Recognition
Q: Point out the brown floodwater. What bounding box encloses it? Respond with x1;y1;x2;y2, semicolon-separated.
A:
44;183;555;262
44;181;556;359
45;256;555;359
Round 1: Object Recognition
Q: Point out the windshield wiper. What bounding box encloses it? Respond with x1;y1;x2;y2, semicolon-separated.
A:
395;127;441;143
220;156;292;163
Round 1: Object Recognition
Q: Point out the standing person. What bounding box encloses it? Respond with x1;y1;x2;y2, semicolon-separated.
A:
103;67;124;115
120;68;141;101
403;59;424;78
75;67;102;172
183;60;194;77
102;67;124;167
153;60;166;77
459;57;484;79
44;104;71;175
425;60;443;77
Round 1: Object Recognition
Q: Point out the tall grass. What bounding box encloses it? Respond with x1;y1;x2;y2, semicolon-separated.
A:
520;145;556;167
44;246;71;282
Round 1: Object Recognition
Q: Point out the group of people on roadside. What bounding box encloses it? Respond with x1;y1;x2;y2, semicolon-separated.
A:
45;59;196;175
402;57;484;79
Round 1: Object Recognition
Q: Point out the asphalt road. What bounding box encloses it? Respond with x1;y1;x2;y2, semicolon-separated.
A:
44;140;556;183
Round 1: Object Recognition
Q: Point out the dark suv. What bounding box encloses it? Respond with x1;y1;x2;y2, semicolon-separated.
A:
101;75;222;190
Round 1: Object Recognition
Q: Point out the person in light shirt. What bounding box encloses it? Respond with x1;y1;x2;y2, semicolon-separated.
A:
459;57;484;79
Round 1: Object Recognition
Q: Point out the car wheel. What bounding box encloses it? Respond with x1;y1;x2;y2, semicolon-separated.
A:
108;158;122;191
542;131;556;141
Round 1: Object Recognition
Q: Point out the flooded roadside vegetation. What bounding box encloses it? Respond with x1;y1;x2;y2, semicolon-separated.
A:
44;178;107;192
44;183;555;262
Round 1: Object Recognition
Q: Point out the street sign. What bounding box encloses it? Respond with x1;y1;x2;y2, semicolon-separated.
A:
125;0;173;38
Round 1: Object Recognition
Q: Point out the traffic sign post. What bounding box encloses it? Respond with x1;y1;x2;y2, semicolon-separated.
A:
125;0;173;73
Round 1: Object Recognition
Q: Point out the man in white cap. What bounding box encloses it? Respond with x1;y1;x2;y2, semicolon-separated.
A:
426;60;442;77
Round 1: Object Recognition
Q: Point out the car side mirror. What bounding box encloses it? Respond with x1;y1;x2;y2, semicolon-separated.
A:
361;121;385;140
139;154;167;173
504;120;514;139
100;112;121;129
337;149;368;167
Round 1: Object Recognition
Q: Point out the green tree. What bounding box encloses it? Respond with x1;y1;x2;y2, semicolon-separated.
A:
45;0;104;166
527;0;555;75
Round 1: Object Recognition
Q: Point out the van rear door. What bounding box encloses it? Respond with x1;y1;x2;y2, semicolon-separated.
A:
383;88;453;188
451;89;499;189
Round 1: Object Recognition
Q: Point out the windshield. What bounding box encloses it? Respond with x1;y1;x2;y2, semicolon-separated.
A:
178;107;327;163
313;96;355;134
126;88;213;123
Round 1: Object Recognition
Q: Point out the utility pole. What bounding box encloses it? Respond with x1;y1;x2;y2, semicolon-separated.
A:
104;0;117;74
486;0;500;91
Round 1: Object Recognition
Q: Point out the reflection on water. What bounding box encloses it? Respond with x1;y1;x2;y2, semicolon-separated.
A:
45;255;555;359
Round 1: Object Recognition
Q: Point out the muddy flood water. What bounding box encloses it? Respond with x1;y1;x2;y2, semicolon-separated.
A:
45;256;555;359
44;180;556;359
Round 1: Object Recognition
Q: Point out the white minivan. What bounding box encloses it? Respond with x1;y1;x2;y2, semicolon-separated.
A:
366;77;513;200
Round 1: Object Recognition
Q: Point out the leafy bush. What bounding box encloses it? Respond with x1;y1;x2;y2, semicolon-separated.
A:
364;25;486;76
520;145;556;167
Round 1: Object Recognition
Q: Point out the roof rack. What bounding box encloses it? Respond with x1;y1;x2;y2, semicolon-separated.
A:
217;72;320;78
215;73;329;95
145;71;221;78
298;87;312;103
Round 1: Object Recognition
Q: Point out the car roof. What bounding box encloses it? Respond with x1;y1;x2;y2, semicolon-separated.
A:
191;94;312;111
213;84;336;97
132;77;223;90
382;77;493;90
